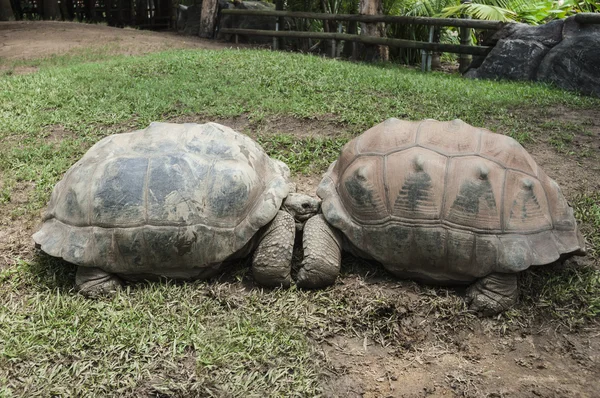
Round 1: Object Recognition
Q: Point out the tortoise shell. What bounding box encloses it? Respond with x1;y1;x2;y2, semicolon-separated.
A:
318;119;585;282
33;122;290;277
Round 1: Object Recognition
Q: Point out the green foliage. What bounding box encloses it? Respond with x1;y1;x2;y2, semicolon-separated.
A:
390;0;600;63
441;3;517;21
437;0;599;23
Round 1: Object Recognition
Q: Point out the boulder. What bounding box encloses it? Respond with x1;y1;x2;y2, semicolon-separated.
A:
537;24;600;97
176;4;202;36
465;39;549;81
484;20;564;47
465;16;600;98
217;1;276;44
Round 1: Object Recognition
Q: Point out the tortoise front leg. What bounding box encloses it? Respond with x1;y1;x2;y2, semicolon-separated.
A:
252;210;295;287
76;267;122;297
296;214;342;288
466;272;518;316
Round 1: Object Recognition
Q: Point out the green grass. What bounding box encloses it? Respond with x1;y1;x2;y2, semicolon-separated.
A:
573;192;600;258
0;260;322;397
258;134;348;174
1;47;600;396
0;256;471;397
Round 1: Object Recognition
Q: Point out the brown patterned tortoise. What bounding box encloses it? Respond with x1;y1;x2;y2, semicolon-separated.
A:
296;118;586;315
33;122;319;296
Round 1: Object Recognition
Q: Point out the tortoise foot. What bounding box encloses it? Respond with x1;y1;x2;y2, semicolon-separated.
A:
76;267;122;297
467;273;518;316
296;214;342;289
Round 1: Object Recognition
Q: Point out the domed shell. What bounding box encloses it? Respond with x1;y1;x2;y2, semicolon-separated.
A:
318;119;585;281
33;122;290;276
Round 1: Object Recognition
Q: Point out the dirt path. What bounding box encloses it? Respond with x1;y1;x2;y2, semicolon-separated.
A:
0;20;244;63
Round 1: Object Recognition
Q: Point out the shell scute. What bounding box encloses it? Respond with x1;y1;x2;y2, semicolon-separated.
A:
479;131;538;175
92;156;148;226
356;118;419;154
442;157;504;231
387;148;447;220
339;156;387;223
503;170;552;232
417;119;481;155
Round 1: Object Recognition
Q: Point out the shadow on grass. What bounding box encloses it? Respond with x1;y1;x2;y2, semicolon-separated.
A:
28;249;262;296
29;251;77;292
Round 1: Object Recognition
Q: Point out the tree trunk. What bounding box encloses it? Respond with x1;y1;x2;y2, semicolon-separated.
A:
42;0;62;20
199;0;219;38
358;0;388;62
0;0;15;20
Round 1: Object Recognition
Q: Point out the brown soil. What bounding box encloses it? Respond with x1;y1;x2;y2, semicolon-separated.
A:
1;21;600;397
0;20;247;73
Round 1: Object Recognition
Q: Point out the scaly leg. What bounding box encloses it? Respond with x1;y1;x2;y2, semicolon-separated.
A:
252;211;295;287
296;214;342;288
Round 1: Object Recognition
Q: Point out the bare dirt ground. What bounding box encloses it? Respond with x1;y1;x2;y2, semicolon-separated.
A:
0;20;247;73
1;21;600;398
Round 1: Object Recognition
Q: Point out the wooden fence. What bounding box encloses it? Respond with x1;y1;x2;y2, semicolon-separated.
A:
219;9;505;71
7;0;172;28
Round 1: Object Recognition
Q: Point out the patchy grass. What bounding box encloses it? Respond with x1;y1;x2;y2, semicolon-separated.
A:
516;264;600;330
0;259;323;397
573;192;600;258
0;44;123;76
0;254;482;396
258;134;348;175
1;47;600;396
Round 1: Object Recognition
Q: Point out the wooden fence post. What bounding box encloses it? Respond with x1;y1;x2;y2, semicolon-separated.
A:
273;0;284;50
458;0;472;73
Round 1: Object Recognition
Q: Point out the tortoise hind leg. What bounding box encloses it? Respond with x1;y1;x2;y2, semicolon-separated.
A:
466;272;518;316
76;267;122;297
252;210;295;287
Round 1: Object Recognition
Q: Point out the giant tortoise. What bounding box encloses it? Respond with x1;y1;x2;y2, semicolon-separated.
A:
296;118;586;315
33;122;319;296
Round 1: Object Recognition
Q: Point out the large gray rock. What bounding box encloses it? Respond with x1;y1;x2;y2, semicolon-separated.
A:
176;4;202;36
485;20;564;47
537;30;600;97
465;16;600;97
465;39;549;81
217;1;277;44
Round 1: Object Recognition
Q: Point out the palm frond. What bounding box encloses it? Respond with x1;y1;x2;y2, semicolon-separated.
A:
441;3;517;21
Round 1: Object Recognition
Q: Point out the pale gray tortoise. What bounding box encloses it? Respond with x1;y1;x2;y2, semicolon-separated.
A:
33;122;319;296
297;118;586;315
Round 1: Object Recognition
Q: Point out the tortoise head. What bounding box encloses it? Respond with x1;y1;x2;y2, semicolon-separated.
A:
282;193;321;231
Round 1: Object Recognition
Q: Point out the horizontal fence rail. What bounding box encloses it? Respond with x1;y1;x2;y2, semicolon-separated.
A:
220;9;505;30
219;28;493;56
